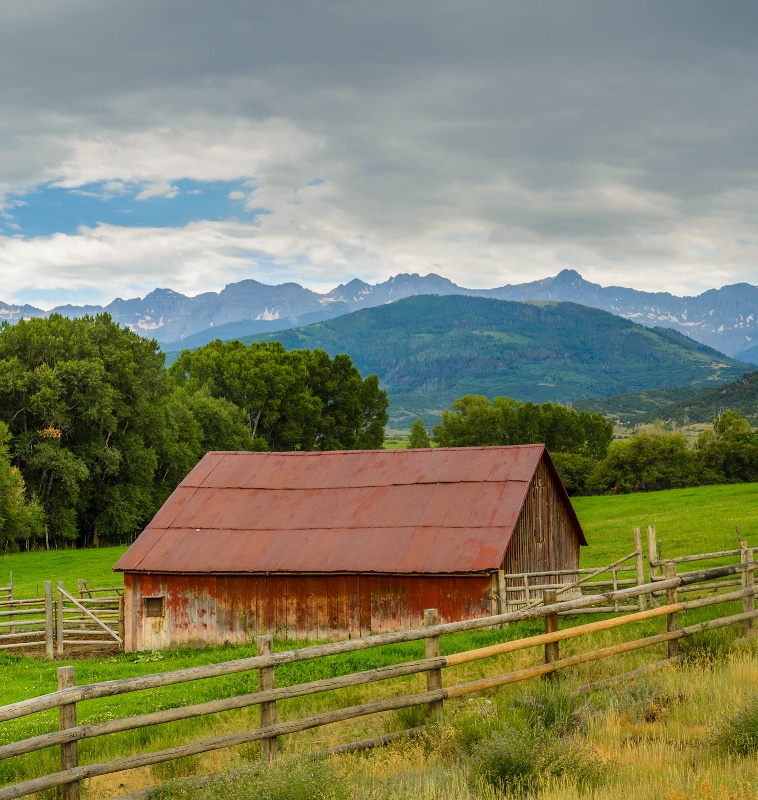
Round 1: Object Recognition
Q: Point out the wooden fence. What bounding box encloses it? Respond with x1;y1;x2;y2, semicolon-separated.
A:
0;580;123;658
501;526;758;615
1;559;756;800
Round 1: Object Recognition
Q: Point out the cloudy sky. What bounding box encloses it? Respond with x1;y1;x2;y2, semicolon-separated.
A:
1;1;757;307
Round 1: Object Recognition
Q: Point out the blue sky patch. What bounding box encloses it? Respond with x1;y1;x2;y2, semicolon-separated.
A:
0;179;262;238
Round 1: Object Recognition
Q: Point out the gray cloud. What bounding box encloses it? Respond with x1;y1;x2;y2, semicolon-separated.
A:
1;1;758;302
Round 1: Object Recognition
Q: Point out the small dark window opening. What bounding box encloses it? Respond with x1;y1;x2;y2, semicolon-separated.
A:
144;596;165;618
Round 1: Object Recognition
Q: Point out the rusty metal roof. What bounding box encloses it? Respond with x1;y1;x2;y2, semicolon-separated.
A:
114;445;585;575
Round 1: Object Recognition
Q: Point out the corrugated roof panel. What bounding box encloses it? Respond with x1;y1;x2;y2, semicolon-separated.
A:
491;481;531;528
117;526;513;573
145;487;198;531
182;452;226;487
395;483;437;527
465;482;508;527
113;527;164;571
421;528;488;573
395;526;444;573
184;446;546;490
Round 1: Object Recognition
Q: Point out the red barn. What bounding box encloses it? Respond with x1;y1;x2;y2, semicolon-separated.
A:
114;445;585;651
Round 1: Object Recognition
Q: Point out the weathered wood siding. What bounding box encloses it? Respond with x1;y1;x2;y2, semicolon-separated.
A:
502;460;581;598
123;572;493;651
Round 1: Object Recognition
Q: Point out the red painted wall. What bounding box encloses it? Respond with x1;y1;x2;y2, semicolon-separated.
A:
123;572;494;651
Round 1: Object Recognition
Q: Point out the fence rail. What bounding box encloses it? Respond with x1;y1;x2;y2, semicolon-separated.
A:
1;559;756;800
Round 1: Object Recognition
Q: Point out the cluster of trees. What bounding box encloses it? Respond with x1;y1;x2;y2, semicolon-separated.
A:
408;395;614;495
0;315;387;550
588;412;758;494
409;397;758;497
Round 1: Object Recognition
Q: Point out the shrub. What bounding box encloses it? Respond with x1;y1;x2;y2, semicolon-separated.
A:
680;627;735;668
433;699;504;759
514;684;588;735
609;677;674;724
467;725;603;793
712;695;758;755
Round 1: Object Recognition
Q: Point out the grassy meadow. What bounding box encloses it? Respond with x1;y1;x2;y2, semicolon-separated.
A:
1;483;757;798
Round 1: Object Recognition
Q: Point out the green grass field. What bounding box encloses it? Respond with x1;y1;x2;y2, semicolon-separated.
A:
573;482;758;567
0;546;128;599
1;483;757;798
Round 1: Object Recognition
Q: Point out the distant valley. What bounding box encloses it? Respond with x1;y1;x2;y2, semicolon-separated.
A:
3;269;758;362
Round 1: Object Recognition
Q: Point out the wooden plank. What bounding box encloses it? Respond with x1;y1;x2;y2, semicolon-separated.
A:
285;575;299;640
345;575;360;639
315;576;329;641
358;575;371;638
172;575;190;650
275;575;287;639
335;575;349;640
57;583;65;657
305;576;319;640
325;576;339;639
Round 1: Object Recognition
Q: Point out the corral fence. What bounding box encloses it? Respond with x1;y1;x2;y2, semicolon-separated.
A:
0;578;124;658
0;555;756;800
499;525;758;615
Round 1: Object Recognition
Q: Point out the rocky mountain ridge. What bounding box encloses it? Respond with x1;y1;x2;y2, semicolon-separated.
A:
2;270;757;361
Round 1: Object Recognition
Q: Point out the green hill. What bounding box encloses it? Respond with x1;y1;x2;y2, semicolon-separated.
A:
239;296;751;428
576;369;758;426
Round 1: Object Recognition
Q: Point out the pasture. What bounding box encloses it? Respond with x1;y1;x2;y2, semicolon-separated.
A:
1;482;757;798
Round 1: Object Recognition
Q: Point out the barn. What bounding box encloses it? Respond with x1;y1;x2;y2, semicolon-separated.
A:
113;445;585;651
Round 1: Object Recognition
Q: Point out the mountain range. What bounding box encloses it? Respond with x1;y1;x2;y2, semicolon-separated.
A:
3;269;758;362
236;295;753;429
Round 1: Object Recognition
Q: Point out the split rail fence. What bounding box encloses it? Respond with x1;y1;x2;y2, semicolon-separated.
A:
0;579;124;657
0;556;756;800
499;525;758;615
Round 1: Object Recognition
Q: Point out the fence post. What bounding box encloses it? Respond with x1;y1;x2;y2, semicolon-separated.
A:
118;595;126;647
57;581;65;657
424;608;443;718
497;569;507;615
257;634;277;762
634;526;647;611
7;570;14;636
741;546;755;638
45;581;54;659
647;525;659;608
664;562;679;660
543;589;559;684
77;579;86;631
57;665;80;800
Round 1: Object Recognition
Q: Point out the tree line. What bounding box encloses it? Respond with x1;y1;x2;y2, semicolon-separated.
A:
410;397;758;496
0;315;387;550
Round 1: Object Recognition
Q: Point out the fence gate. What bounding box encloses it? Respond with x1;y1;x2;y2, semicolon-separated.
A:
56;583;124;655
1;576;124;657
